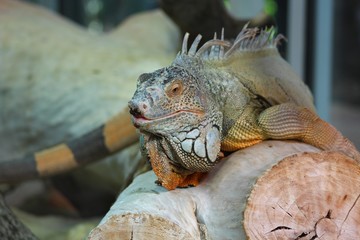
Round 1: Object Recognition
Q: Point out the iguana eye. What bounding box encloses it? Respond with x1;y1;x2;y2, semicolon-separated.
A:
166;80;183;97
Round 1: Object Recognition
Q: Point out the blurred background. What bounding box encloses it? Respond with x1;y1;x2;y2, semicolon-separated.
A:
24;0;360;148
0;0;359;238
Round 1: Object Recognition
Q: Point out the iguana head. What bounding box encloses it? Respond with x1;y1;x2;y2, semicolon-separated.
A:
128;49;225;172
128;26;282;173
129;66;212;134
129;64;223;172
128;30;233;135
130;66;224;172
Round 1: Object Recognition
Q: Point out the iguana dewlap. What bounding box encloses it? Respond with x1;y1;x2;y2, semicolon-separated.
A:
128;27;360;190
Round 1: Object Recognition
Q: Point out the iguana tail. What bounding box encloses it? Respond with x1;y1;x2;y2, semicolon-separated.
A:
0;109;138;183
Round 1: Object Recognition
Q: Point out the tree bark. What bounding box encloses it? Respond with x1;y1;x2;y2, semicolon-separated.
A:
160;0;274;43
0;194;37;240
90;141;344;239
89;141;360;239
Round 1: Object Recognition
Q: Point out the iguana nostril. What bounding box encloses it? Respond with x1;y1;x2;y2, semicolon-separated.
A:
129;108;140;117
129;107;141;118
128;101;142;117
128;101;149;117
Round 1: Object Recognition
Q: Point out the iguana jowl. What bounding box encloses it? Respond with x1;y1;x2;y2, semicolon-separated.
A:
0;27;359;190
128;27;360;190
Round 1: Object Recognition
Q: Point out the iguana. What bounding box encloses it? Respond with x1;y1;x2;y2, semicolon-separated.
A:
0;27;359;190
128;27;360;190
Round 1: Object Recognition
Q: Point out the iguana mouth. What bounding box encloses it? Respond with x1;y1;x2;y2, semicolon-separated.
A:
131;109;204;128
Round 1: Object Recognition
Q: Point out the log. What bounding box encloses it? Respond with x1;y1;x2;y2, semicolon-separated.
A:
0;0;179;234
0;0;178;162
88;141;325;239
160;0;274;43
244;151;360;239
0;194;37;240
88;141;360;239
0;0;179;192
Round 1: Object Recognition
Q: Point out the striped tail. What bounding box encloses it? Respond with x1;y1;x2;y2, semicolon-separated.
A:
0;109;138;183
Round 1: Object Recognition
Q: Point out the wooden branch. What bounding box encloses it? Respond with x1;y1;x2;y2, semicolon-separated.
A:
0;0;179;192
0;194;37;239
0;0;179;228
88;141;328;239
160;0;274;43
0;0;179;160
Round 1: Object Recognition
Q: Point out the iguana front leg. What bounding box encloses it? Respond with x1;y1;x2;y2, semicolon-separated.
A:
144;135;206;190
258;103;360;161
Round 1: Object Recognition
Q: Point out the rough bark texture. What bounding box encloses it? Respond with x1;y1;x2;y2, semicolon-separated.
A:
89;141;325;239
244;151;360;239
0;194;37;240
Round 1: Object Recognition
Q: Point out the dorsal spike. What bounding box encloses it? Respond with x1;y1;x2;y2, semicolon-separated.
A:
225;27;259;57
185;26;282;61
209;46;218;59
196;40;231;56
182;33;190;54
210;32;218;59
274;34;287;46
188;34;202;56
243;22;250;30
203;50;209;60
219;28;225;57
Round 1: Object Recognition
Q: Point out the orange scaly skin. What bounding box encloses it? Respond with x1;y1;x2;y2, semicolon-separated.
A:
129;27;360;190
258;104;360;160
144;134;208;190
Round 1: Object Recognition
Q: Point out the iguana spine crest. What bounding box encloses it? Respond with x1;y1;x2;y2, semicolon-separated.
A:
180;25;285;61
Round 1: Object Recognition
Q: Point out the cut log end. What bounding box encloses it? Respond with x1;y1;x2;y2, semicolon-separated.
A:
244;151;360;239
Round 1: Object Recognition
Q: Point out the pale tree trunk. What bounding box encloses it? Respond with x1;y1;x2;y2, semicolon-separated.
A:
0;0;178;193
0;194;37;240
160;0;274;43
0;0;178;237
88;141;360;239
244;151;360;239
